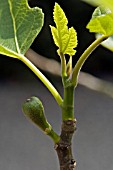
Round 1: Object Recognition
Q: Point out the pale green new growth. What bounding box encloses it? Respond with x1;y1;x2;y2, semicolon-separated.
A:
50;3;77;57
83;1;113;52
87;6;113;36
0;0;44;58
91;6;111;19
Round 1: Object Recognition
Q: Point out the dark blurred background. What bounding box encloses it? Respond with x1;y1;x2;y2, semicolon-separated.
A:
0;1;113;170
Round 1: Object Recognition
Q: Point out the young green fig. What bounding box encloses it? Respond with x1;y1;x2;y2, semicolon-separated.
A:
22;96;51;134
22;96;60;143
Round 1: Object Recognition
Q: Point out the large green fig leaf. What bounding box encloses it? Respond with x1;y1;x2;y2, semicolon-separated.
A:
0;0;44;58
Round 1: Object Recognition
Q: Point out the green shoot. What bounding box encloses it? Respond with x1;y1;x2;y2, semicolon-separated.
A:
50;3;77;85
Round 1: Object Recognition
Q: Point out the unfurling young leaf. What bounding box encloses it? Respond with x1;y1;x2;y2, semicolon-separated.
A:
86;6;113;36
50;3;77;57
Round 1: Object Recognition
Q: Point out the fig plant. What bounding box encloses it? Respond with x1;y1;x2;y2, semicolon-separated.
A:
0;0;113;170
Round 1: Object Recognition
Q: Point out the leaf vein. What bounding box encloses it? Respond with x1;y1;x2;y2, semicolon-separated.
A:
8;0;20;54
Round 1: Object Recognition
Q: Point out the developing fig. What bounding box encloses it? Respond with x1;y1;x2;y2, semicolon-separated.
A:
22;96;51;134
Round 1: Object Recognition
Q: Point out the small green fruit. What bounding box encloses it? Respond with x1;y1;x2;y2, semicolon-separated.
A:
22;96;51;134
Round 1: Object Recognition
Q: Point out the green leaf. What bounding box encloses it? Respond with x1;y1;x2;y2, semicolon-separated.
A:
64;27;77;56
50;26;59;47
0;0;44;58
91;6;111;19
87;6;113;36
50;3;77;56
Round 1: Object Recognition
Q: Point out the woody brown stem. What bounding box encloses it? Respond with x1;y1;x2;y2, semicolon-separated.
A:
55;119;77;170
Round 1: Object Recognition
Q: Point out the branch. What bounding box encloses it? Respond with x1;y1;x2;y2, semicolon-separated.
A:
55;120;77;170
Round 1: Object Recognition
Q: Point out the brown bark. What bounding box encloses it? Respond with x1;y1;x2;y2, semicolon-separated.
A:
55;119;77;170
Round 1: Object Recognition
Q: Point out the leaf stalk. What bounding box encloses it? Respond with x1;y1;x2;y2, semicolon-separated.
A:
60;52;67;85
19;55;63;106
71;35;108;87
